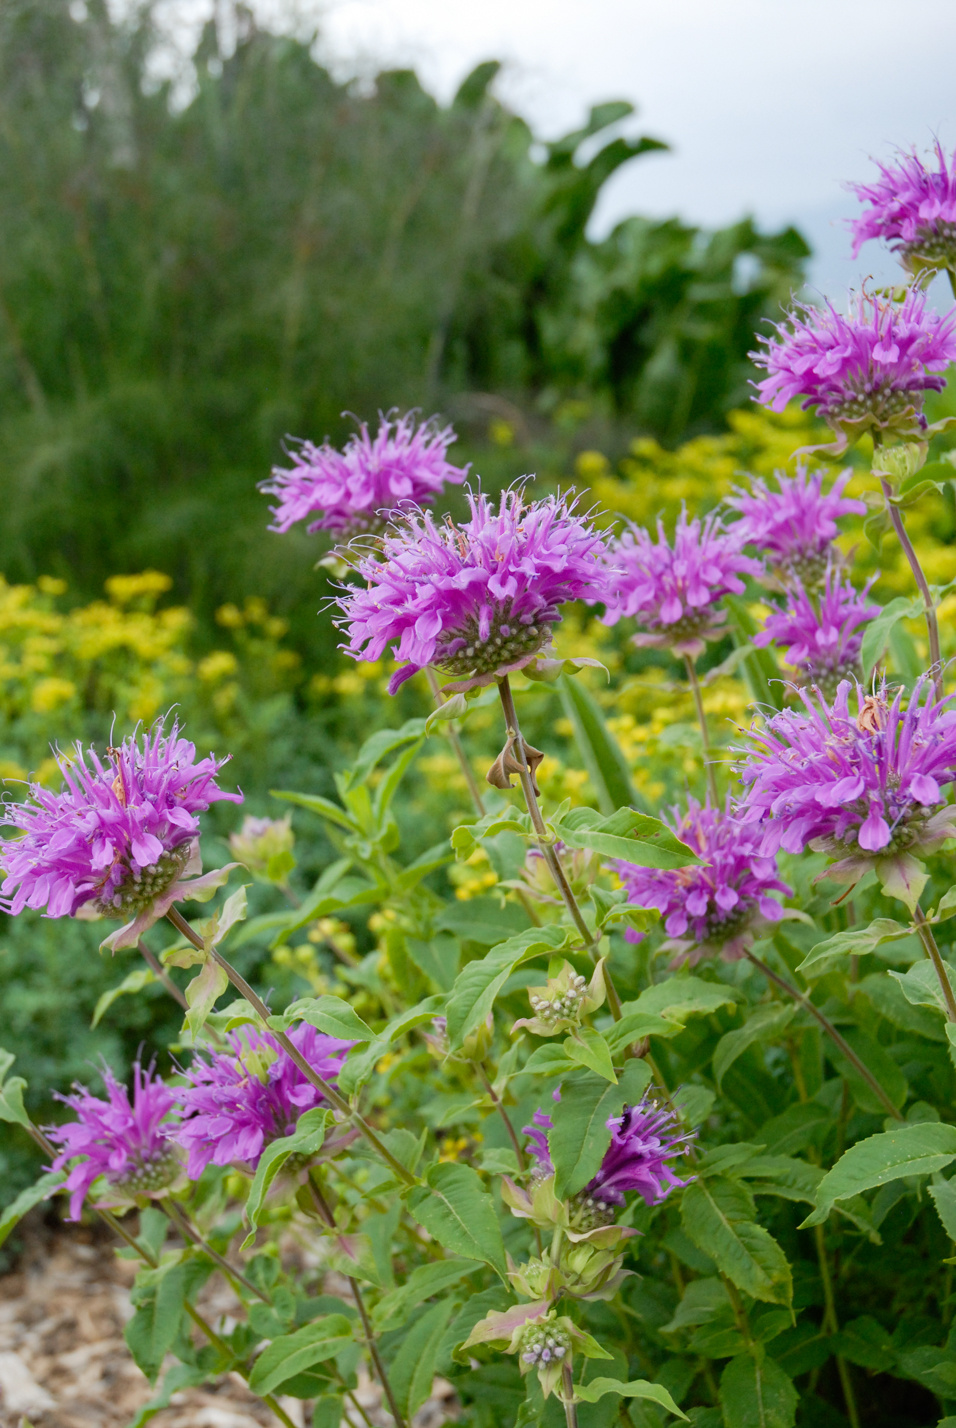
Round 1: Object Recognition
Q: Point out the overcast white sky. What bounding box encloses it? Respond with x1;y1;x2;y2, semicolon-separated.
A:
305;0;956;298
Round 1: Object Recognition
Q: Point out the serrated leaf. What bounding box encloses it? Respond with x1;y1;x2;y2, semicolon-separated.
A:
0;1170;66;1249
574;1378;687;1417
241;1108;329;1248
719;1354;797;1428
550;1061;652;1198
406;1163;507;1279
930;1175;956;1241
271;994;374;1041
681;1176;792;1305
798;917;909;976
802;1122;956;1226
444;926;567;1049
713;1004;795;1089
248;1314;354;1395
563;1027;617;1082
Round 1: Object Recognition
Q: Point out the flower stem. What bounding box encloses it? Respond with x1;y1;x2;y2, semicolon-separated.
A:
745;950;904;1121
426;667;486;815
913;905;956;1021
476;1061;525;1169
814;1222;861;1428
879;475;942;693
684;655;719;805
165;906;417;1187
562;1364;579;1428
136;937;189;1011
305;1177;407;1428
163;1198;265;1303
496;676;622;1021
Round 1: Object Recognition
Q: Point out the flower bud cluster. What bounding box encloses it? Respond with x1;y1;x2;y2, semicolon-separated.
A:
520;1322;570;1368
528;973;587;1027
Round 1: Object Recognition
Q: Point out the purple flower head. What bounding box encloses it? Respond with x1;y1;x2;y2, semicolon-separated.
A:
47;1061;179;1221
336;487;612;693
0;719;241;950
524;1095;694;1228
615;798;791;965
261;411;468;540
738;678;956;888
848;142;956;276
751;290;956;452
726;466;865;587
599;511;762;659
754;569;877;700
174;1023;353;1178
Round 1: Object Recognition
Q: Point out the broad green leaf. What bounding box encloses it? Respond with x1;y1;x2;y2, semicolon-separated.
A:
0;1073;31;1131
558;673;641;815
719;1354;797;1428
407;1163;507;1279
184;957;229;1040
373;1258;483;1330
802;1122;956;1226
126;1364;207;1428
604;1011;681;1055
713;1004;795;1089
798;917;909;976
889;961;951;1016
563;1027;617;1083
444;926;568;1049
516;1043;582;1077
0;1170;66;1249
272;789;358;832
898;1345;956;1398
241;1109;329;1248
673;1084;716;1129
405;935;459;992
861;595;922;679
624;976;739;1025
125;1263;190;1384
859;971;947;1043
550;1061;652;1198
342;717;428;791
661;1278;730;1335
551;806;696;870
832;1316;896;1372
311;1396;346;1428
271;994;374;1042
387;1297;457;1417
574;1378;687;1417
248;1314;354;1396
92;966;156;1027
824;1028;908;1115
935;885;956;922
681;1176;792;1305
743;1155;823;1207
930;1175;956;1241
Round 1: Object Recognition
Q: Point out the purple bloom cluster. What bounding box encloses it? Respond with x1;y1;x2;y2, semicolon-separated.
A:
616;798;791;964
738;678;956;876
849;142;956;276
727;466;864;587
524;1094;693;1227
337;487;611;693
175;1023;353;1178
261;411;468;540
599;512;762;659
751;290;956;450
754;569;877;699
0;720;241;947
47;1062;179;1222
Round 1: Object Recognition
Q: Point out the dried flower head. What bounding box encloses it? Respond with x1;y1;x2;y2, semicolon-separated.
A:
47;1061;180;1221
849;142;956;277
726;466;865;587
0;719;241;950
599;512;762;658
336;487;612;693
615;798;791;964
174;1023;353;1178
751;290;956;452
261;411;468;540
754;569;877;699
738;677;956;905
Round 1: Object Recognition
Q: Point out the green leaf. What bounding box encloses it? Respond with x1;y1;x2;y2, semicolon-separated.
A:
272;995;375;1041
405;936;459;992
802;1122;956;1226
798;918;910;976
0;1073;31;1131
184;957;229;1040
342;717;428;791
0;1170;66;1249
126;1364;208;1428
889;961;951;1016
824;1028;908;1115
248;1314;354;1396
832;1316;897;1372
551;806;696;870
862;595;923;678
624;975;739;1025
444;925;568;1049
724;593;785;711
311;1396;346;1428
387;1297;457;1417
604;1011;682;1055
718;1354;797;1428
563;1027;617;1083
558;673;641;815
574;1378;688;1417
713;1005;795;1089
92;966;157;1027
125;1263;190;1384
241;1109;329;1248
406;1163;507;1279
930;1175;956;1241
550;1061;652;1198
681;1176;792;1306
373;1258;483;1330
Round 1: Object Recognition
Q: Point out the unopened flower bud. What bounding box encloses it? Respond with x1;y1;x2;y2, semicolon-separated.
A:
520;1322;571;1368
228;815;295;882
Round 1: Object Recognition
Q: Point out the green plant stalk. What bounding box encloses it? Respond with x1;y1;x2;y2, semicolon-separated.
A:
878;474;942;692
744;950;904;1121
814;1222;861;1428
562;1364;579;1428
496;676;622;1020
163;1197;265;1303
305;1176;407;1428
684;655;719;805
165;906;417;1187
426;667;486;815
136;937;189;1011
913;905;956;1021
